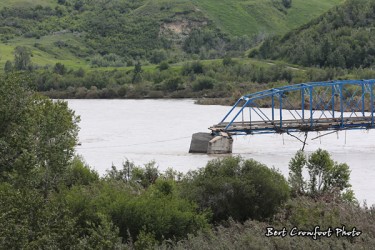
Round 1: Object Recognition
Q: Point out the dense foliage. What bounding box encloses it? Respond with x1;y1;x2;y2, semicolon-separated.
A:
1;76;374;248
180;156;290;222
289;149;354;201
1;0;372;104
7;57;373;105
0;0;252;64
0;77;210;248
2;0;375;246
0;0;341;69
157;197;375;249
252;0;375;68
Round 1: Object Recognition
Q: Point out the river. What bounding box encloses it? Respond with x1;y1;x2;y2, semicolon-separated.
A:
67;99;375;206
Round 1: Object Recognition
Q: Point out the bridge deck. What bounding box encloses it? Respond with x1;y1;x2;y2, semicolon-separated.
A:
210;116;374;135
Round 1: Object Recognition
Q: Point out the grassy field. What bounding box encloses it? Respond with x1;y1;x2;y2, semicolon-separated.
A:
0;33;89;70
192;0;343;36
0;0;57;9
284;0;344;29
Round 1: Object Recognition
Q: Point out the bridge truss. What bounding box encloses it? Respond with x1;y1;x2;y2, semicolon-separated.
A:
210;80;375;135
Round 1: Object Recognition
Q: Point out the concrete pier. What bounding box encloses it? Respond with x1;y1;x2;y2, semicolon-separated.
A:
189;132;233;154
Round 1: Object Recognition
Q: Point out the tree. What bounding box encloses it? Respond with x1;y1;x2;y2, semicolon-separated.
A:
288;149;352;199
4;60;13;73
158;61;169;71
288;150;306;196
14;46;32;71
282;0;292;8
181;156;290;222
132;61;142;84
192;77;214;91
222;56;235;66
0;75;79;191
53;62;67;75
32;97;80;196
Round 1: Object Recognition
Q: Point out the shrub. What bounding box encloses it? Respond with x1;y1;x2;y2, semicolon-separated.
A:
181;156;290;222
158;61;169;71
192;77;214;91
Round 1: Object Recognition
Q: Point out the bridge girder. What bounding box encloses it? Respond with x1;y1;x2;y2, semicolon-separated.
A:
211;80;375;135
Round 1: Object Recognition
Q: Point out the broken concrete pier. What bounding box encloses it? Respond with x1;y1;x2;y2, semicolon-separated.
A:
189;132;233;154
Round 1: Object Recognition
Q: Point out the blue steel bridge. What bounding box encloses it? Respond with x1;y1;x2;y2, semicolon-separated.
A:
209;80;375;136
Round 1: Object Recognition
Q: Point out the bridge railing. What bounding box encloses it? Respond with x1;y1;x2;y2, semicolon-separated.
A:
211;80;375;135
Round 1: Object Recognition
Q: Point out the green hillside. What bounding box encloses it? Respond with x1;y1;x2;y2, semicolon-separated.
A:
0;0;343;70
0;0;57;9
252;0;375;68
193;0;343;37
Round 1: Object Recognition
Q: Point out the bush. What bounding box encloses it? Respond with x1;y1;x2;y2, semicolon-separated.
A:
182;61;204;75
192;77;214;91
158;61;169;71
65;178;210;244
180;156;290;222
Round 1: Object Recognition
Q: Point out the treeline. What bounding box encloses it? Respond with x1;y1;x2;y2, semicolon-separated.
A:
1;76;375;248
12;58;375;102
251;0;375;68
4;44;375;103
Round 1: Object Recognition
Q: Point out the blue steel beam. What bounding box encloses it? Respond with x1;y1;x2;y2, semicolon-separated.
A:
212;80;375;135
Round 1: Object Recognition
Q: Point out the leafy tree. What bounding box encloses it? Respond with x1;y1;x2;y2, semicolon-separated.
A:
288;150;306;196
106;160;159;188
0;184;78;248
53;62;67;75
4;60;13;73
163;77;181;91
14;46;32;71
182;61;204;75
192;77;214;91
282;0;292;8
0;75;79;192
64;156;99;187
183;29;224;56
158;61;169;71
74;67;86;77
181;156;290;222
65;176;209;244
150;50;167;64
288;149;352;200
32;97;80;196
0;75;38;184
222;56;235;66
132;61;143;84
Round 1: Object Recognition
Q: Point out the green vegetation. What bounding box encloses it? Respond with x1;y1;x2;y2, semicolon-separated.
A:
193;0;343;37
2;0;371;103
2;0;375;248
1;77;375;248
289;149;354;201
8;57;372;104
180;156;290;222
0;0;342;70
252;0;375;68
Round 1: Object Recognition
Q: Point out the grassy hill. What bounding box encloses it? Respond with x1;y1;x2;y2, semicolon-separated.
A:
192;0;343;37
0;0;57;9
252;0;375;68
0;0;343;70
